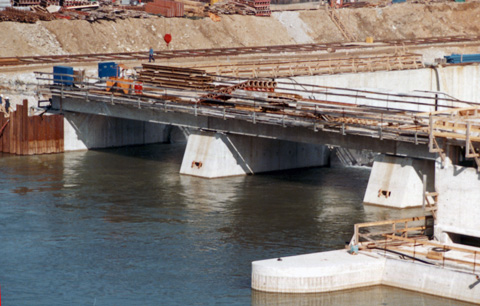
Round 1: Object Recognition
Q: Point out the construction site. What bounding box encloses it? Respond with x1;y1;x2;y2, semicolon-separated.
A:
1;0;480;304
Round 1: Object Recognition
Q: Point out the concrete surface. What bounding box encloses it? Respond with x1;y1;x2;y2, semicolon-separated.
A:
435;161;480;242
252;250;385;293
286;64;480;109
63;112;170;151
363;155;435;208
180;131;330;178
252;249;480;303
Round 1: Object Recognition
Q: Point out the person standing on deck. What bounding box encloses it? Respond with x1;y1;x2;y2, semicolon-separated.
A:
149;47;155;63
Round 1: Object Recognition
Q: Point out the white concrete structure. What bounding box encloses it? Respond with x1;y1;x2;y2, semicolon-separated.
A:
435;161;480;243
283;64;480;108
252;250;385;293
363;155;435;208
63;112;173;151
180;131;330;178
252;249;480;303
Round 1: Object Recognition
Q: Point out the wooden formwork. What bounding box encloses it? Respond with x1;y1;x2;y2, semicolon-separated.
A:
0;100;64;155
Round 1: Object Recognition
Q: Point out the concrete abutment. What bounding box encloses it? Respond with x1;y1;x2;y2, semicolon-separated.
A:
63;112;183;151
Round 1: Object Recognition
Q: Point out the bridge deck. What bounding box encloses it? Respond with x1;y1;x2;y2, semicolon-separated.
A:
41;71;480;165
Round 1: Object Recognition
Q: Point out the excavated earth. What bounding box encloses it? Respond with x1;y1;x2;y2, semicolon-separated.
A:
0;2;480;57
1;2;480;105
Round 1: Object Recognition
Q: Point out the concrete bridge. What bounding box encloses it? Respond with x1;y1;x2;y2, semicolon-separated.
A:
42;57;480;247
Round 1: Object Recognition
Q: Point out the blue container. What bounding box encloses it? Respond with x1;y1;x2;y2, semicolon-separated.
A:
53;66;74;86
98;62;118;78
445;53;480;64
392;0;406;3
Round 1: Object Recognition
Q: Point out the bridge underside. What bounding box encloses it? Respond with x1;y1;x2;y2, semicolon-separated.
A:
52;95;434;160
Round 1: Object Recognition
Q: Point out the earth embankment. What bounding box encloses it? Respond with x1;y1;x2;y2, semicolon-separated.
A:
0;2;479;57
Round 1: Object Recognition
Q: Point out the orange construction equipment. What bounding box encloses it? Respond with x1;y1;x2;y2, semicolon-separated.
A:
105;64;136;95
106;77;134;95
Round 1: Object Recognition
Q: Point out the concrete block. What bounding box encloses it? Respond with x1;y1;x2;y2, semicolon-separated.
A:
363;155;435;208
251;250;385;293
180;131;330;178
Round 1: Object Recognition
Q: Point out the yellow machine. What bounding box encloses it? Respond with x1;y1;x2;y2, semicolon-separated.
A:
106;77;134;95
105;64;135;95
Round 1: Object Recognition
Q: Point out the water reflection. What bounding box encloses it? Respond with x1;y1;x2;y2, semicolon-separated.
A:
0;144;471;305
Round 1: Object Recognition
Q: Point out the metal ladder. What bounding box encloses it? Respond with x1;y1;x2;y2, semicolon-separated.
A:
325;4;357;42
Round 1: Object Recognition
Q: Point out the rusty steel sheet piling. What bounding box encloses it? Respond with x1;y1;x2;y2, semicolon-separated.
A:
0;100;64;155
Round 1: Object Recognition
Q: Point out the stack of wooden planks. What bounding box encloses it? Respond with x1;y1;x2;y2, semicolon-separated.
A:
138;64;215;90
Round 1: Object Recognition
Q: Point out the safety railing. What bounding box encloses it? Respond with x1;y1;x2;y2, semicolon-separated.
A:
350;216;480;273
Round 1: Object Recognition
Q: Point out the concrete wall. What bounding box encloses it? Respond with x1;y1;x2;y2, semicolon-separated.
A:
63;112;173;151
180;131;330;178
435;162;480;242
363;155;435;208
283;64;480;112
383;258;480;304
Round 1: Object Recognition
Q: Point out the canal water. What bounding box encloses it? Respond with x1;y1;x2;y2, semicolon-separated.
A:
0;143;473;305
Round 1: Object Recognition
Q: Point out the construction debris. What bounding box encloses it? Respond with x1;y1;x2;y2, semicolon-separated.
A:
0;7;55;22
205;1;255;15
205;0;270;16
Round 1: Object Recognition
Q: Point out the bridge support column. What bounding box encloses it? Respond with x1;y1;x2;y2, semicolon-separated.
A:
63;112;175;151
434;160;480;244
180;131;330;178
363;155;435;208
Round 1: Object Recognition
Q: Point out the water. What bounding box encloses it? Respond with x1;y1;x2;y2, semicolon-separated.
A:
0;144;473;305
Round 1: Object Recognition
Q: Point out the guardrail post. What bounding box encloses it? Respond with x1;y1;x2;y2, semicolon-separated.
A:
474;251;477;274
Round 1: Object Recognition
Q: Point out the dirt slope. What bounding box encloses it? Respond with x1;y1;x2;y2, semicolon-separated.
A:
0;2;479;57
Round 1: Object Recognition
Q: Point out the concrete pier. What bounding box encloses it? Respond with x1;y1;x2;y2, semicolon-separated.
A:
180;131;330;178
363;155;435;208
435;161;480;243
